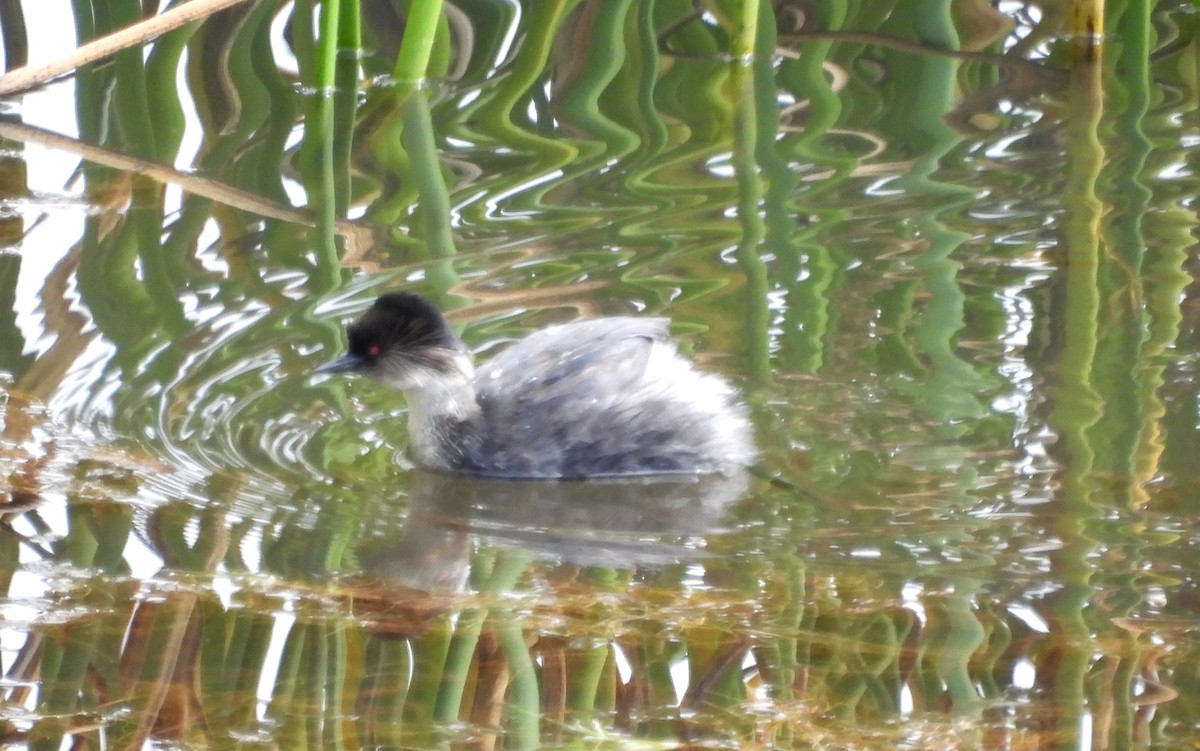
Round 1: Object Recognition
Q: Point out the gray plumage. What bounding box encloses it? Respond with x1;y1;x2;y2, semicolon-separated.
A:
318;293;756;479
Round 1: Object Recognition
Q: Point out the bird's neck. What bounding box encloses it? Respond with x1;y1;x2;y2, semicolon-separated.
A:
404;358;482;470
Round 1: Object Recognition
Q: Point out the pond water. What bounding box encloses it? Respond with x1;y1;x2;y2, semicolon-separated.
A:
1;1;1199;748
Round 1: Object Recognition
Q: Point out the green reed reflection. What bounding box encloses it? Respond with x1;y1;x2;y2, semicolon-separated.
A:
0;1;1199;749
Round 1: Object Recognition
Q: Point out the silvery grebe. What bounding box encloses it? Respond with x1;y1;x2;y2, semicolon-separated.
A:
318;293;756;479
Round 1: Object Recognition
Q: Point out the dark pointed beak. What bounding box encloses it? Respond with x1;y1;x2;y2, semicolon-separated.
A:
314;353;366;375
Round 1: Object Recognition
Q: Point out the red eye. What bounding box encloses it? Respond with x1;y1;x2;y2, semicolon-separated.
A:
366;344;381;358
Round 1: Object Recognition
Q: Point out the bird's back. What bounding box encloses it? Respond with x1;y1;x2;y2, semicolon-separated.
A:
461;317;755;478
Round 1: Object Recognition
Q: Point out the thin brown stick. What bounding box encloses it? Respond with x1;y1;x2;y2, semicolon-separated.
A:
0;119;375;246
0;119;308;224
0;0;255;97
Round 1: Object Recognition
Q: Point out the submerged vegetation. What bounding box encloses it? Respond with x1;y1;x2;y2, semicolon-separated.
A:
0;0;1199;748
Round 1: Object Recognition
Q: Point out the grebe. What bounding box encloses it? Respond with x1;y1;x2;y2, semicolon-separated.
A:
318;293;756;479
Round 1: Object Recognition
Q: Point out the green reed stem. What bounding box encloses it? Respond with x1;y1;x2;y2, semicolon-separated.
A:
404;615;454;724
733;0;759;58
1104;0;1157;492
565;644;609;713
300;0;360;287
399;91;458;269
436;551;530;720
1044;28;1105;750
272;621;310;742
497;617;539;750
731;36;772;385
433;608;488;722
311;0;340;241
476;0;578;164
394;0;444;83
143;6;198;161
361;638;411;740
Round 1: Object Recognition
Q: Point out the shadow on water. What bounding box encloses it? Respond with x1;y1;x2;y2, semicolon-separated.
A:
348;470;749;632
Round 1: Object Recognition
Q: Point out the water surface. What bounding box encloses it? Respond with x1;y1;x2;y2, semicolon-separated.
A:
1;2;1199;748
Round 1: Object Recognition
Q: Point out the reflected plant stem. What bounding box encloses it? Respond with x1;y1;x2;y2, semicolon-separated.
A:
115;596;201;750
107;1;158;161
496;617;539;750
477;0;578;165
565;643;609;713
404;615;453;727
272;618;311;736
730;59;771;386
303;623;329;745
888;2;984;426
1108;2;1169;500
879;6;987;718
217;611;275;732
434;607;487;722
399;90;458;291
1047;34;1105;746
362;637;411;736
77;216;159;374
764;4;845;375
924;593;985;716
34;623;97;749
133;183;190;335
143;12;196;162
15;243;94;402
1138;220;1189;489
0;0;253;96
912;207;983;423
555;0;637;161
324;627;353;748
1057;54;1104;512
755;554;806;702
633;635;682;734
436;551;530;721
681;626;749;707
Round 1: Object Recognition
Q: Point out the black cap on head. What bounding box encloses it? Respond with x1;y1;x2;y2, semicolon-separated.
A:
370;293;446;328
349;293;459;355
316;292;464;376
